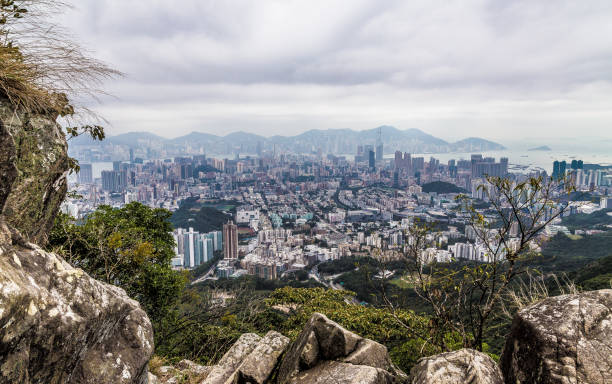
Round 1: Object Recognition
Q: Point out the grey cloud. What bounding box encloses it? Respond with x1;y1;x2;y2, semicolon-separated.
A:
56;0;612;140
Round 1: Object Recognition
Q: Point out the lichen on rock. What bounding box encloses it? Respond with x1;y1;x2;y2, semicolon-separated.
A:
501;289;612;384
0;97;69;244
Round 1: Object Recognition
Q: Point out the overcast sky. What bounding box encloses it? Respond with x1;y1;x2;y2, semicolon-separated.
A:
61;0;612;144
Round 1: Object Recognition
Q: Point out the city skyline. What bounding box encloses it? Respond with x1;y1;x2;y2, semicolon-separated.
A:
60;1;612;142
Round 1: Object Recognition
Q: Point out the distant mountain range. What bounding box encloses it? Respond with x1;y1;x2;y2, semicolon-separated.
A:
71;126;505;156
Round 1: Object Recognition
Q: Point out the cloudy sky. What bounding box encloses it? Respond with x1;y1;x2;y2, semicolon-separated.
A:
61;0;612;144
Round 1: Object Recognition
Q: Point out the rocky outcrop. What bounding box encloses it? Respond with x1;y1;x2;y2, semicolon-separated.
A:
501;289;612;384
202;333;262;384
0;223;154;383
149;331;290;384
277;313;406;384
149;313;405;384
0;97;69;244
409;349;503;384
202;331;290;384
235;331;290;384
149;360;212;384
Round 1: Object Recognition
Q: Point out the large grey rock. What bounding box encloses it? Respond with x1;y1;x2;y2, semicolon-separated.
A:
0;226;154;384
343;338;392;371
409;349;503;384
0;97;69;244
202;333;262;384
0;118;17;214
235;331;290;384
277;313;405;384
290;361;394;384
501;289;612;384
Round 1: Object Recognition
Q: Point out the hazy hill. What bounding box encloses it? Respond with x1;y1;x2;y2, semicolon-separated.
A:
72;126;506;157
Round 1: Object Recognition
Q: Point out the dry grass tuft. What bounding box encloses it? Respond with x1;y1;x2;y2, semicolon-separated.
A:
501;271;579;319
148;355;167;377
0;1;119;119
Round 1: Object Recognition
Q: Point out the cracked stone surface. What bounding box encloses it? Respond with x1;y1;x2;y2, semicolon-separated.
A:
501;289;612;384
0;97;69;245
277;312;406;384
409;349;503;384
0;223;154;384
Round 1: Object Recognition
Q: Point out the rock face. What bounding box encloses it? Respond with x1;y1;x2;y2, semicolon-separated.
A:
501;289;612;384
0;97;69;244
0;96;154;383
235;331;290;384
0;218;154;383
199;331;290;384
277;313;406;384
409;349;503;384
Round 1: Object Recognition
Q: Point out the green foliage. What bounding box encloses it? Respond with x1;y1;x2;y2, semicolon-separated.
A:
170;197;231;232
421;181;466;194
532;232;612;273
318;256;374;275
0;1;27;25
200;274;324;291
48;203;186;331
561;209;612;231
264;287;459;372
567;254;612;290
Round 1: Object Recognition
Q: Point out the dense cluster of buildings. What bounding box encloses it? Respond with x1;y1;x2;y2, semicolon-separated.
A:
64;138;612;281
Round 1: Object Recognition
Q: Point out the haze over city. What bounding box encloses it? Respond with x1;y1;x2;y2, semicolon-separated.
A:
61;0;612;145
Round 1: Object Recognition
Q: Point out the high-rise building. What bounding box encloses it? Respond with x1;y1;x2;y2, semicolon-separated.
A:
376;127;383;161
223;221;238;260
559;161;567;179
470;155;508;178
394;151;402;169
101;170;127;192
412;157;425;172
552;161;560;179
78;163;93;184
368;150;375;169
376;143;383;161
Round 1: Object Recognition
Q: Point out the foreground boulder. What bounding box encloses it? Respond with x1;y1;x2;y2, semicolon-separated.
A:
0;223;154;384
501;289;612;384
197;331;290;384
409;349;503;384
277;312;406;384
0;97;70;244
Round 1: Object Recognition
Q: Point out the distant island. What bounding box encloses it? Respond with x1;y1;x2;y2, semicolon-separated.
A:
528;145;552;151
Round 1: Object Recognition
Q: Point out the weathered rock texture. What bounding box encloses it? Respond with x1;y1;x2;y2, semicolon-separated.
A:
0;97;69;244
149;360;212;384
409;349;503;384
277;313;406;384
235;331;290;384
501;289;612;384
0;105;154;384
0;226;154;383
200;331;290;384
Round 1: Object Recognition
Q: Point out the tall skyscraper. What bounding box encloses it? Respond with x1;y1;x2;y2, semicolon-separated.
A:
394;151;402;169
375;127;383;161
368;150;376;169
223;221;238;260
78;163;93;184
101;170;127;192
